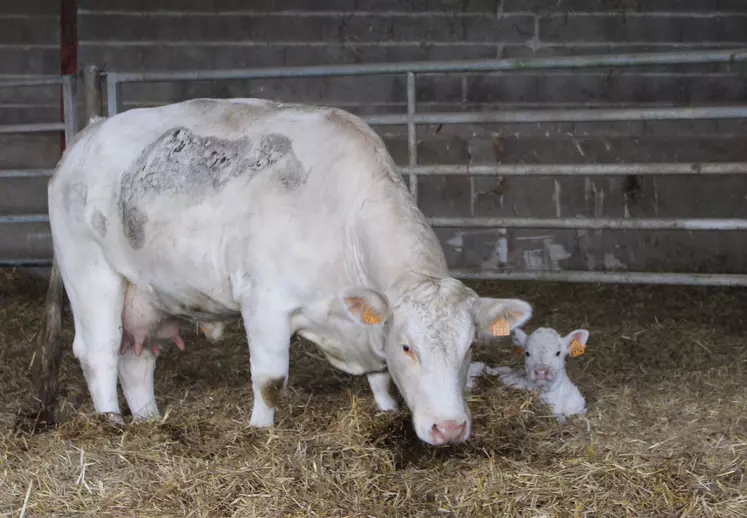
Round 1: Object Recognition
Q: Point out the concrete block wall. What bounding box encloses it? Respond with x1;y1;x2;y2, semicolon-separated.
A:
3;0;747;275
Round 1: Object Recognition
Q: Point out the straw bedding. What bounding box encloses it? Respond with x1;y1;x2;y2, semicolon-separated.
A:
1;269;745;517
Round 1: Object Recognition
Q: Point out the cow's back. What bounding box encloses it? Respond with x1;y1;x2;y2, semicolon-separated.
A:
49;98;419;316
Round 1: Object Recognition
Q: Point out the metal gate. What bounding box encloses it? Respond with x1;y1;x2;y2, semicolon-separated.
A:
0;75;78;268
3;49;747;286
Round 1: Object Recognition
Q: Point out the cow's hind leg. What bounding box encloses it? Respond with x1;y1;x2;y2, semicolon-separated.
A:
242;302;291;428
56;243;126;421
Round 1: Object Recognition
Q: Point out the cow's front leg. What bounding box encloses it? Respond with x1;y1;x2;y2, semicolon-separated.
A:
118;346;159;420
368;371;399;412
243;306;291;428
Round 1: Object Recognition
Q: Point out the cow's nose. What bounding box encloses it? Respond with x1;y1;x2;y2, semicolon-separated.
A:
534;367;548;379
430;420;467;445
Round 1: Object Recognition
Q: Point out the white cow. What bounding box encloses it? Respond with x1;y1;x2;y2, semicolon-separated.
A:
42;98;533;445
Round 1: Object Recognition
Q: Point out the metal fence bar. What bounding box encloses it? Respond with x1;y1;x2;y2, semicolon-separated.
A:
0;77;64;88
62;74;78;147
406;72;418;201
399;162;747;176
451;269;747;287
13;214;740;231
0;122;65;134
83;64;102;123
0;215;50;224
0;169;54;179
0;258;52;267
365;106;747;126
429;217;747;230
110;48;747;84
106;73;119;116
5;164;741;182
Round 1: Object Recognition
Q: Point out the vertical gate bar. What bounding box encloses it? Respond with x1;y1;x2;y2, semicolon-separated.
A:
62;75;77;147
106;73;119;117
407;72;418;202
83;64;102;125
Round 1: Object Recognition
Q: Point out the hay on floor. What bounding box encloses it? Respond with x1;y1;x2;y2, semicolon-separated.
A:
1;269;746;517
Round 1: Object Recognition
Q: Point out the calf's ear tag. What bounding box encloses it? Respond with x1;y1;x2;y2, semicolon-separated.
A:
492;319;510;337
569;339;586;357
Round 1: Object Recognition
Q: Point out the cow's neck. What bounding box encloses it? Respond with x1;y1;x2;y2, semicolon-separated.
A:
358;182;450;299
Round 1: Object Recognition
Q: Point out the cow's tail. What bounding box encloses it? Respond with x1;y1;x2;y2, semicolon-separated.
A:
29;256;65;427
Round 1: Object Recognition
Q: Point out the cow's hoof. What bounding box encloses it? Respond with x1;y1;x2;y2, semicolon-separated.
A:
374;397;399;413
102;412;125;426
131;412;161;424
249;409;274;428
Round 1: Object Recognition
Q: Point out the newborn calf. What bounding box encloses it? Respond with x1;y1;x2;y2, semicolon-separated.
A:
495;327;590;423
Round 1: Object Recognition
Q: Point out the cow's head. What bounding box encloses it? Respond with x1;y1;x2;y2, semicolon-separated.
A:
333;277;532;446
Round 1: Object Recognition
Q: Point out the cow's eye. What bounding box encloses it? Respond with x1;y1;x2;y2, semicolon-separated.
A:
402;345;411;353
555;351;561;356
525;351;530;357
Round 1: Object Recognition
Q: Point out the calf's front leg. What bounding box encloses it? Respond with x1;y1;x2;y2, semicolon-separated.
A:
367;371;399;412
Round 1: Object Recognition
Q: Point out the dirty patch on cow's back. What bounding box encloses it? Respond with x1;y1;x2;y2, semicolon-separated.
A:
122;206;147;249
91;209;108;237
118;127;303;249
63;181;87;211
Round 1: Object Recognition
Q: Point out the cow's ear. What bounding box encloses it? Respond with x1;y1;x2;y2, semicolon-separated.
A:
333;287;391;325
472;298;532;338
511;328;528;349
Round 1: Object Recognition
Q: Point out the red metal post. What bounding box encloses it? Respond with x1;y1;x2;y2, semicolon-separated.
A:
60;0;77;153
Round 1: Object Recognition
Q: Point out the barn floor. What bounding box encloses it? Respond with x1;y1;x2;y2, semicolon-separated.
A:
1;270;746;517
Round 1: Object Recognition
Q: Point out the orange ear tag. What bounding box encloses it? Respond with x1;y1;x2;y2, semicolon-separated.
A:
569;339;586;358
492;320;510;337
362;309;381;325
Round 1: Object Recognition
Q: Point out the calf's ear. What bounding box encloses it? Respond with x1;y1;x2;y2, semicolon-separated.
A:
472;298;532;338
563;329;589;358
331;287;391;326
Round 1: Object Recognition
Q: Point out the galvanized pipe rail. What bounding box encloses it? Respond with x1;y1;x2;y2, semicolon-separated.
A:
0;169;55;179
429;217;747;231
451;270;747;287
107;48;747;84
400;163;747;177
365;106;747;126
6;214;746;231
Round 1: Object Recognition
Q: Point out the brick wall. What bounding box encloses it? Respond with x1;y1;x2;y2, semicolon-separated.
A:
4;0;747;275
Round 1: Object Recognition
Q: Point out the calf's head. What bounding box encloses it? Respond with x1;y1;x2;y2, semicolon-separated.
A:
332;278;532;446
511;327;589;388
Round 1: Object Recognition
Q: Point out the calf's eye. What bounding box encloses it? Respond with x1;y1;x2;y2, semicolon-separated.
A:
525;351;530;357
555;351;560;356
